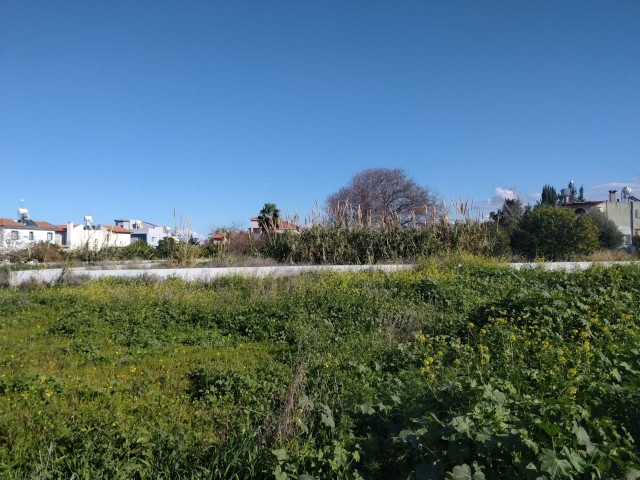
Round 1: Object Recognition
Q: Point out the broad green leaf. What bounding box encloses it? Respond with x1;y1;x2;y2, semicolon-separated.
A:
451;416;474;436
274;465;288;480
319;404;335;430
448;463;472;480
298;394;314;410
483;387;506;405
538;449;572;479
610;368;622;382
572;422;596;454
359;403;375;415
272;448;289;462
399;429;415;439
539;421;561;438
523;437;540;455
562;447;586;474
399;429;420;447
626;468;640;480
492;390;506;405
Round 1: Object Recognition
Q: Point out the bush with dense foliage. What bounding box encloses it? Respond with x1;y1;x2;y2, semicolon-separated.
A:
588;210;625;250
0;242;66;264
511;206;599;260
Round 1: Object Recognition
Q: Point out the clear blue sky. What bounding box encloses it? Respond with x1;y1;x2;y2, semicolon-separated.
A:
2;0;639;237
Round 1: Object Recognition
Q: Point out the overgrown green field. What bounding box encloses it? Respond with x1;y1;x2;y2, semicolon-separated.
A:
1;259;639;479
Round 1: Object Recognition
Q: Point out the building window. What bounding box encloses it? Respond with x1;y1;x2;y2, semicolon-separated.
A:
47;232;53;241
29;231;34;240
151;237;156;243
11;231;18;240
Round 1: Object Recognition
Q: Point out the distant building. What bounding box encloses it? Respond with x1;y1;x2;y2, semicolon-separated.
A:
559;189;640;247
248;216;298;235
113;219;170;246
57;217;131;250
210;233;228;243
0;209;57;252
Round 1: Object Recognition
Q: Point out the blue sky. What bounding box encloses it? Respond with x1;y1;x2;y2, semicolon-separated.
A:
1;0;639;237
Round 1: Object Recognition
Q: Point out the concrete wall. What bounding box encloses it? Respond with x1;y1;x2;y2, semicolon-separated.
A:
5;261;638;287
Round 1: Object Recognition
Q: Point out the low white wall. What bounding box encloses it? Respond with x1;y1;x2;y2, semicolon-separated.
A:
4;261;639;286
6;264;413;286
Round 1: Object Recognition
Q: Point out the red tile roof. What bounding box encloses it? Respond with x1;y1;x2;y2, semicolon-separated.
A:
0;218;57;229
211;233;227;240
278;220;297;230
0;218;21;227
34;221;56;229
250;217;298;230
104;225;131;234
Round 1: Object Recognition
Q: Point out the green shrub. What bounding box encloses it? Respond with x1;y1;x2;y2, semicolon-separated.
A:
588;210;625;249
512;206;600;260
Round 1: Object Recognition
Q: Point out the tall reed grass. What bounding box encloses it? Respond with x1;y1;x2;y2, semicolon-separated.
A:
263;201;498;264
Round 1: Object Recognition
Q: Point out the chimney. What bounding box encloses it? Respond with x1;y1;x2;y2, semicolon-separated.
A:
67;221;74;247
609;190;617;203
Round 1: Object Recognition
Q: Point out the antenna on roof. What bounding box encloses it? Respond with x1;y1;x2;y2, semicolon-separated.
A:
622;187;632;200
84;215;93;227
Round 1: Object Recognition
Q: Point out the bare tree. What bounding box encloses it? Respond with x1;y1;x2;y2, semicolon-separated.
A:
326;168;442;227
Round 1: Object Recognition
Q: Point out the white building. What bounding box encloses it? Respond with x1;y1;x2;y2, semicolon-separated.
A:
0;209;57;252
113;219;170;246
57;217;131;250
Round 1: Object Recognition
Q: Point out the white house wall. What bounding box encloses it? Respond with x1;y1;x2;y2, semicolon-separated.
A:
603;201;639;245
114;219;168;246
0;227;55;252
63;223;131;249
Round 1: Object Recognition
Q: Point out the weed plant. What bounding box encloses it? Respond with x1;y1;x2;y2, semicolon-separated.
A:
0;261;639;478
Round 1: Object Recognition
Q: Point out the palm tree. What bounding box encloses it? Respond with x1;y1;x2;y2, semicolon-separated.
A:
257;203;281;235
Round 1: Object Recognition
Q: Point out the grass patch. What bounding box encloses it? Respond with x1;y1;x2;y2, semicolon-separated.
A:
1;261;639;478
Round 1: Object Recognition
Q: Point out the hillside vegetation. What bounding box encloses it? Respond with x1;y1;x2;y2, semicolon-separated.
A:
1;258;639;479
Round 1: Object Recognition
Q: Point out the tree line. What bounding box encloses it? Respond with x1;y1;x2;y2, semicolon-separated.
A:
250;171;627;262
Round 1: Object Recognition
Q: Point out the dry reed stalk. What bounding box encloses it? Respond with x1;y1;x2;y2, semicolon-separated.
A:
260;361;308;446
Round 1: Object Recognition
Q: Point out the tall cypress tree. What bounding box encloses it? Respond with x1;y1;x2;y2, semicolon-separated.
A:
568;181;578;203
540;185;558;206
